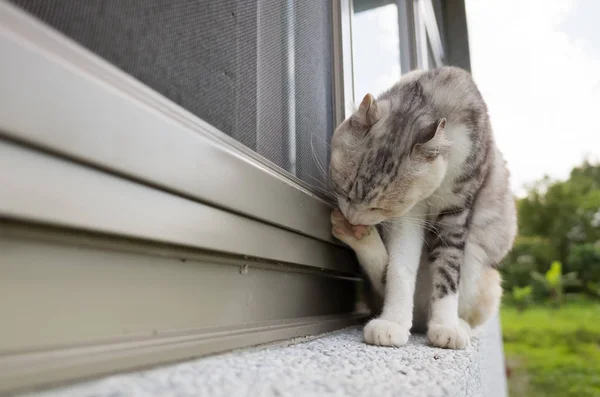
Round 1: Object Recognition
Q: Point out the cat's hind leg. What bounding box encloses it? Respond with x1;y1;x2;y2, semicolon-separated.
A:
458;254;503;332
426;208;472;350
429;240;503;349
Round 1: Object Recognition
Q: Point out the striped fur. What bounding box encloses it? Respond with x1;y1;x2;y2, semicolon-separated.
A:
329;67;517;349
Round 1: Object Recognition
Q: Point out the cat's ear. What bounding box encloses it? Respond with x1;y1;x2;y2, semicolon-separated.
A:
354;93;383;127
413;118;450;161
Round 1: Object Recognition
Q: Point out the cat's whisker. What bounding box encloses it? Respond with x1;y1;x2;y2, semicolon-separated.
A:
309;133;330;180
310;132;333;150
388;216;449;249
307;175;335;194
305;182;337;206
381;219;433;249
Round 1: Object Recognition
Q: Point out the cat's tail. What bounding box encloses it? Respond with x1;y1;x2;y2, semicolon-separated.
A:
459;318;474;338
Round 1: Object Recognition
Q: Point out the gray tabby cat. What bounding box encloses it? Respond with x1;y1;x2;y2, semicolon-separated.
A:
329;66;516;349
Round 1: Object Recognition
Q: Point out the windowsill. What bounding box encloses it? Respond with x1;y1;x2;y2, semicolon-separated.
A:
24;316;507;397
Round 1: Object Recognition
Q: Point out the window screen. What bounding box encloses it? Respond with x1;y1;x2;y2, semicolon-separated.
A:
9;0;333;189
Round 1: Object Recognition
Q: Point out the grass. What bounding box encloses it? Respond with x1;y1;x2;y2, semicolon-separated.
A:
501;299;600;397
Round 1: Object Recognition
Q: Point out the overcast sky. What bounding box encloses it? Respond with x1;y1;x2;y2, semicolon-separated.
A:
353;0;600;195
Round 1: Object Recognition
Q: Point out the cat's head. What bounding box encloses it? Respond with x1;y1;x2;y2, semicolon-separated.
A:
329;93;451;225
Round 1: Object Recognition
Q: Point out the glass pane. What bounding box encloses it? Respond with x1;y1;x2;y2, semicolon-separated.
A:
352;1;401;99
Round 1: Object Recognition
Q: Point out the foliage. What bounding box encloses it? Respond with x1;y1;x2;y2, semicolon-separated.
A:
502;300;600;397
530;261;580;306
568;243;600;296
500;161;600;397
517;161;600;265
502;236;556;290
587;281;600;297
501;160;600;298
510;285;533;311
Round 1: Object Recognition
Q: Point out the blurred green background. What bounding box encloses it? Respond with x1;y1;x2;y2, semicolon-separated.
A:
500;160;600;397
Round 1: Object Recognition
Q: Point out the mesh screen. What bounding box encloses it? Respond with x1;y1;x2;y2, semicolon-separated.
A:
10;0;332;190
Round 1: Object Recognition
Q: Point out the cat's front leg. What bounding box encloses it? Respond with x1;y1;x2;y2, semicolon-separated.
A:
331;209;388;296
363;207;425;347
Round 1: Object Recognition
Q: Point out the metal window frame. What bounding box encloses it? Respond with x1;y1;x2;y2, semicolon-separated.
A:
0;0;473;392
0;220;363;393
0;2;365;393
417;0;446;68
0;140;355;273
352;0;467;74
440;0;472;71
398;0;446;71
0;2;339;244
396;0;419;73
331;0;356;124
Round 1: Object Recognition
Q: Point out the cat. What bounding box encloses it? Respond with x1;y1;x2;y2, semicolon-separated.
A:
329;66;516;349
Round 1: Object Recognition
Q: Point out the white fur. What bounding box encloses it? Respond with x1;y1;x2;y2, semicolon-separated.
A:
330;210;388;295
426;124;473;213
364;203;426;346
353;233;388;296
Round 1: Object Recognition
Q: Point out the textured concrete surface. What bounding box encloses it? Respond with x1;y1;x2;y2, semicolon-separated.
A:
21;317;506;397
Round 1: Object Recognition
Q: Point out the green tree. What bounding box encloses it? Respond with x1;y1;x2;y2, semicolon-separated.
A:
567;243;600;297
510;285;533;311
517;161;600;265
501;236;556;293
531;261;581;306
510;161;600;299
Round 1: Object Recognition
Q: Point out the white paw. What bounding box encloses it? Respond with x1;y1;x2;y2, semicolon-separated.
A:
427;321;471;350
363;319;410;347
330;209;373;248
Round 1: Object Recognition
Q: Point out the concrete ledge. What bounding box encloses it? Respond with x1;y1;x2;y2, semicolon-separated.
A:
19;317;507;397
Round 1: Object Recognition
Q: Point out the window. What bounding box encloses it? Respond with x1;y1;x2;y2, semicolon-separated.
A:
351;0;465;101
413;0;446;70
0;0;471;392
352;2;402;97
8;0;334;190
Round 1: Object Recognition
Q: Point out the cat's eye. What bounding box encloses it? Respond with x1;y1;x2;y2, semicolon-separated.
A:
368;207;383;212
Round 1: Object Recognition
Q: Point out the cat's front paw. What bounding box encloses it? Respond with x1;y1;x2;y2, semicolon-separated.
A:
363;319;410;347
427;321;471;350
331;209;372;247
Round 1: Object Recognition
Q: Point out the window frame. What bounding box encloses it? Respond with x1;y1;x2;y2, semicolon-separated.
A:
352;0;470;79
0;1;343;245
0;0;471;392
0;2;362;392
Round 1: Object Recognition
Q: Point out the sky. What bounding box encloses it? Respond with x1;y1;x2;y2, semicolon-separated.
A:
352;0;600;195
